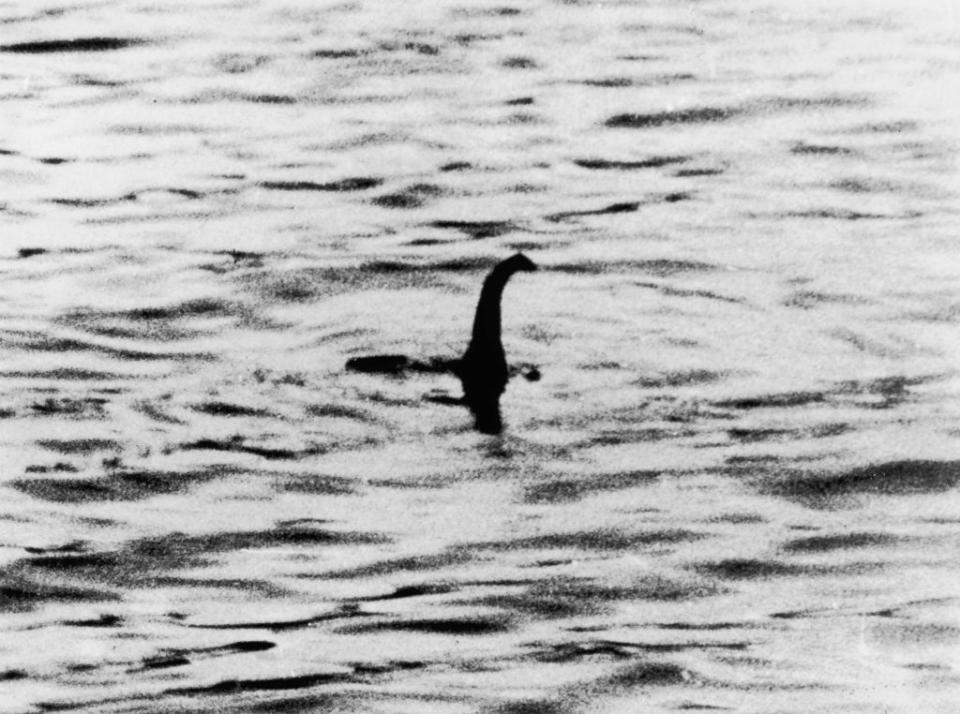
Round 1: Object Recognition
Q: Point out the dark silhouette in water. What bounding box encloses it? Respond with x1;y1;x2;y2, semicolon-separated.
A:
345;253;537;433
455;253;537;433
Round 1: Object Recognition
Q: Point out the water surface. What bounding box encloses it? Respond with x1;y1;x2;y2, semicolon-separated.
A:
1;1;959;712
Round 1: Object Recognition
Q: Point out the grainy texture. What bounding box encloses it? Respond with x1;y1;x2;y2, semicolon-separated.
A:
1;1;959;713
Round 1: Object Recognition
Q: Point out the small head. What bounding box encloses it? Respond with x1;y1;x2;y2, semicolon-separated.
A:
502;252;537;274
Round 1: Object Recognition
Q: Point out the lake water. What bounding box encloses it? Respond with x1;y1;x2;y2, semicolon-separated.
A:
1;1;959;712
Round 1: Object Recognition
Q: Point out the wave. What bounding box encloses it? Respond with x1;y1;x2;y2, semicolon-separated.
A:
606;95;867;129
0;37;145;53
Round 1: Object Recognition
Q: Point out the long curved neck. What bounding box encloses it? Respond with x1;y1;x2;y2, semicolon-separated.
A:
469;266;514;351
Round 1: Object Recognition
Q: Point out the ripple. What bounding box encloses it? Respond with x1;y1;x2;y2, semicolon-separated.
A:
502;56;538;69
713;391;825;410
782;208;920;220
635;369;726;388
321;550;475;579
25;462;79;474
277;474;356;496
636;282;742;304
573;156;690;170
0;578;117;613
523;470;659;504
477;529;704;552
834;374;934;408
30;397;109;418
356;583;456;601
783;289;864;309
306;403;380;421
790;142;854;155
781;532;900;553
340;616;512;635
550;259;716;276
7;331;216;362
11;466;231;503
311;48;366;58
846;119;918;134
241;93;297;104
17;247;47;258
371;182;444;209
545;202;640;222
606;106;739;128
9;525;389;605
766;460;960;507
184;606;366;632
693;559;808;580
61;613;123;628
674;167;725;177
606;95;866;129
49;195;131;208
429;220;518;239
137;641;275;672
36;438;122;454
605;661;691;688
536;639;744;662
0;37;146;53
493;700;569;714
440;160;473;171
477;575;715;619
259;177;383;192
23;541;87;555
191;401;273;418
1;368;123;380
178;438;318;461
212;53;270;74
169;671;358;697
576;74;695;88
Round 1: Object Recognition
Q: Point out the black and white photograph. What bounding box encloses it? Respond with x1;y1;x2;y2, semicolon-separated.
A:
1;0;958;711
